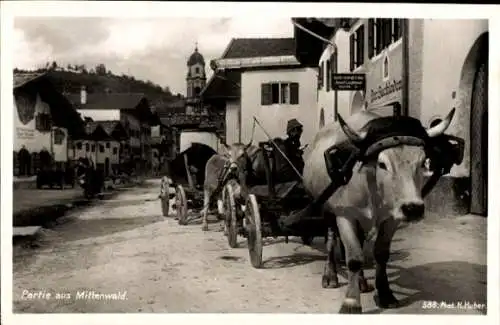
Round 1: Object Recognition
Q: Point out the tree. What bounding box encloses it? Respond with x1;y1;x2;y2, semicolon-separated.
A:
51;61;58;70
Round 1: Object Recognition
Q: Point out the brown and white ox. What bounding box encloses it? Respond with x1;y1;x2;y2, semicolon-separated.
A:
201;142;255;231
302;109;455;314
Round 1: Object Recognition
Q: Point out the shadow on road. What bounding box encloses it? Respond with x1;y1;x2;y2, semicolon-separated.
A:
262;253;326;269
363;261;487;314
52;215;165;243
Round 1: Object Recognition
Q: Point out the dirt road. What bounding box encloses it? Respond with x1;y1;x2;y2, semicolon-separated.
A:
13;179;487;314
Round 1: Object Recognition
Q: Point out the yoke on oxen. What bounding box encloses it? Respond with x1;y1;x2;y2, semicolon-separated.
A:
279;109;464;234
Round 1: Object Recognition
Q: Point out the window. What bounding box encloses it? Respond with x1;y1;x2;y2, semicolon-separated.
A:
350;24;365;71
85;143;90;152
195;67;200;74
318;62;324;90
383;56;389;79
280;83;289;104
76;142;83;150
99;144;105;153
35;113;52;132
329;52;338;94
53;129;65;145
113;147;118;155
368;19;403;59
91;144;96;152
326;60;331;91
106;142;110;148
261;82;299;105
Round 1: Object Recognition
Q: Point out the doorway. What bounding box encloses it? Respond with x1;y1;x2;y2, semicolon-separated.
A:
470;61;488;216
105;158;110;177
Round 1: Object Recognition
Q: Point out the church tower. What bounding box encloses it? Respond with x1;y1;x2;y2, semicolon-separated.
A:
186;43;206;111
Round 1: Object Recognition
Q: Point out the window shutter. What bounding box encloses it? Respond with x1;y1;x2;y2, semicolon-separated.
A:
376;19;383;55
290;83;299;105
326;60;331;91
349;33;355;71
358;26;365;66
261;83;271;105
35;114;42;130
330;53;337;88
368;19;374;58
318;63;324;89
393;19;402;41
384;19;392;48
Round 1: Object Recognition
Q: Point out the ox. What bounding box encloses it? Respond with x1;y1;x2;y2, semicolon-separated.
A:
201;142;253;231
302;109;455;313
201;137;304;231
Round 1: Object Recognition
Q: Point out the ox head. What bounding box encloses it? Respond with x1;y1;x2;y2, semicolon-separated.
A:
222;141;253;174
337;108;455;222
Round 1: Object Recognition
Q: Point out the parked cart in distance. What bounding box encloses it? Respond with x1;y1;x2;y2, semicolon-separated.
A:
159;143;218;225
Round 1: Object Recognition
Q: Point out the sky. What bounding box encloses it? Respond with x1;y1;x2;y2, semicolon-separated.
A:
13;17;294;96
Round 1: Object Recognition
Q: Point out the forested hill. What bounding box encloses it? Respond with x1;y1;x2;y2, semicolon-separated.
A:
14;63;182;104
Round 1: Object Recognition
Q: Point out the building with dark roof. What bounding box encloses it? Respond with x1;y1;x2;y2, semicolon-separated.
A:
65;88;157;174
201;18;335;146
13;71;85;177
72;120;129;176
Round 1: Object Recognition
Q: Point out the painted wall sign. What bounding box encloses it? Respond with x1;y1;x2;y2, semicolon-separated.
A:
370;79;403;103
15;93;36;125
332;73;366;91
16;127;35;139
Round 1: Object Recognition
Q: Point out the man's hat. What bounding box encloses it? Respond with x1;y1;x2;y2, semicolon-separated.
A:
286;118;303;134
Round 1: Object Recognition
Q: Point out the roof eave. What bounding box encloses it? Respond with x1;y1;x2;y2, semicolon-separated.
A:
214;55;301;69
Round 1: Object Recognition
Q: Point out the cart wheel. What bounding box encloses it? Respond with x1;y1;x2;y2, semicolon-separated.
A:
160;195;170;217
160;178;170;217
224;184;238;248
245;194;263;268
301;235;313;246
176;185;188;225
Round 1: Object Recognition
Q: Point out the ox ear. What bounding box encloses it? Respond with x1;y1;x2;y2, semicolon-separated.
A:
426;108;455;138
221;143;231;156
336;113;367;143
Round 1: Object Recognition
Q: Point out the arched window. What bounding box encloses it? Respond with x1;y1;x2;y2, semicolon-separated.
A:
319;108;325;129
383;55;389;80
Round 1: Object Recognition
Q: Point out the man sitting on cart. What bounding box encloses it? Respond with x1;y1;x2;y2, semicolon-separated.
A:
283;118;305;175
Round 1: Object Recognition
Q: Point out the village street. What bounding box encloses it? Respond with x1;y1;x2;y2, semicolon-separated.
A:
12;179;487;314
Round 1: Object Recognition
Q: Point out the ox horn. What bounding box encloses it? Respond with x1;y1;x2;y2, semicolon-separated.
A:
336;113;367;143
426;108;456;138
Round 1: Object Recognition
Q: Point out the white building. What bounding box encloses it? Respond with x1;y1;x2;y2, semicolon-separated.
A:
314;18;488;216
13;72;85;177
67;89;156;172
203;34;327;147
72;121;129;175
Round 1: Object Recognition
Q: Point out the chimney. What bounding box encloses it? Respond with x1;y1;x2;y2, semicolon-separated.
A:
80;86;87;104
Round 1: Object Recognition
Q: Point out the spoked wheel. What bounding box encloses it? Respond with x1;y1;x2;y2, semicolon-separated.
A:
176;185;188;225
224;184;238;248
245;194;263;268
